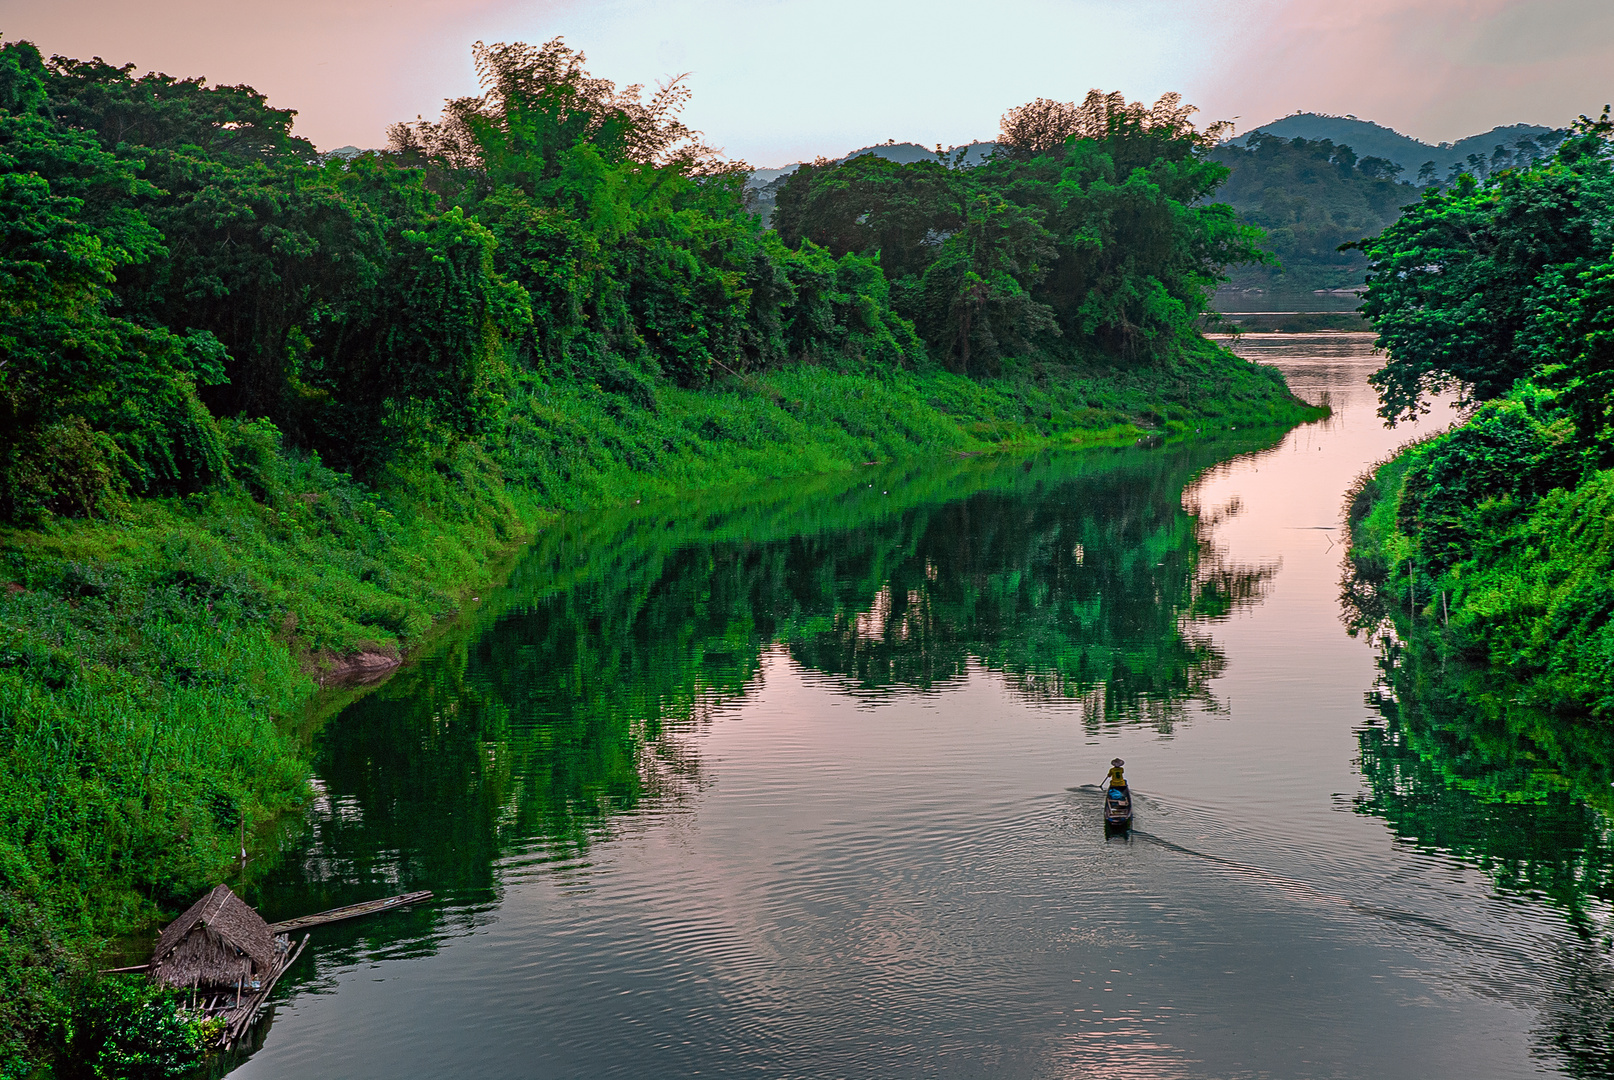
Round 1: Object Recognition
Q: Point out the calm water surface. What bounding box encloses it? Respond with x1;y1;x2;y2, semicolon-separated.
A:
233;336;1614;1078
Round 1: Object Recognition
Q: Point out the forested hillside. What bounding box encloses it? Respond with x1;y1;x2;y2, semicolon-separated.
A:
1209;134;1420;291
1241;113;1562;181
0;39;1319;1075
1346;108;1614;728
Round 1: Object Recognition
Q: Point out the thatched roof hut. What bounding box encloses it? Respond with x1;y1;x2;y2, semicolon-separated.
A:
151;884;279;991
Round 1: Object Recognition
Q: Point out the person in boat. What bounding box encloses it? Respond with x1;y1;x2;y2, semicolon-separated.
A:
1105;758;1127;791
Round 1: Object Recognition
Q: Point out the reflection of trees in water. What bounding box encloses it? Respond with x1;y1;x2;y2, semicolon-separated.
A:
1352;634;1614;1076
1539;947;1614;1080
1357;691;1614;923
788;454;1278;732
253;434;1286;984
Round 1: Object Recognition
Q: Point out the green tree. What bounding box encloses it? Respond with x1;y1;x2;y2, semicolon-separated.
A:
43;53;315;163
775;91;1261;366
907;191;1056;374
0;41;228;519
772;152;959;280
394;38;922;386
999;107;1260;359
1355;115;1614;422
1520;258;1614;464
37;48;537;473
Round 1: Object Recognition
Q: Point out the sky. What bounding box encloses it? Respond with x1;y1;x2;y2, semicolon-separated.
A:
2;0;1610;165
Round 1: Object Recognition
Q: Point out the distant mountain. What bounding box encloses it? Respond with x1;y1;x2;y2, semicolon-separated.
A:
748;166;798;188
1233;114;1562;177
761;117;1569;186
836;140;999;167
746;141;998;189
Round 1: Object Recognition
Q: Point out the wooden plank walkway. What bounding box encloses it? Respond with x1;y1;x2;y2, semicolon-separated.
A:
267;890;433;934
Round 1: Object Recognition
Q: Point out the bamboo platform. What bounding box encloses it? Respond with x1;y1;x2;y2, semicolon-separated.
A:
267;890;433;934
215;933;310;1048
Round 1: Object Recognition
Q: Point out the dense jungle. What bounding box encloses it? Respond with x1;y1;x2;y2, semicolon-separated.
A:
0;35;1321;1076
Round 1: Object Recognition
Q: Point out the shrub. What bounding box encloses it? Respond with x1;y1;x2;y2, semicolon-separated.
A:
1;418;123;522
67;977;222;1080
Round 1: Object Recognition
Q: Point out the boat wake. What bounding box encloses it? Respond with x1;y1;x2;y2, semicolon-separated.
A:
1065;783;1539;972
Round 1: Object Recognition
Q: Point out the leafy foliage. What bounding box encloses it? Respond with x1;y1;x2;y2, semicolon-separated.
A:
1349;427;1614;720
0;33;1316;1076
69;976;224;1079
44;53;314;162
1355;110;1614;422
0;42;226;521
998;90;1224;158
388;39;721;181
773;91;1261;372
1522;258;1614;464
1208;134;1420;291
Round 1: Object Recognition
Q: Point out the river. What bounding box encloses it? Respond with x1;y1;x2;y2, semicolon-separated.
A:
231;335;1614;1079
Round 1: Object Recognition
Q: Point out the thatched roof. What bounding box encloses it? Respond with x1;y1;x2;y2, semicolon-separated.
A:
151;884;278;990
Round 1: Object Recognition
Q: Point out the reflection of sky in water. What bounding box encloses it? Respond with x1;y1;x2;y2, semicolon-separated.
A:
234;338;1608;1079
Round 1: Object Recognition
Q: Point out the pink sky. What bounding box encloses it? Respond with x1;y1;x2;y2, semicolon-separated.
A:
2;0;1608;163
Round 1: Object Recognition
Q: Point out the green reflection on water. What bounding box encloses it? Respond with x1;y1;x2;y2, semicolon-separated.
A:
1352;633;1614;1077
249;432;1284;960
1355;643;1614;923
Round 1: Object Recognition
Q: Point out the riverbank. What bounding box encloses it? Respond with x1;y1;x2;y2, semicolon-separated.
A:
1343;399;1614;736
0;344;1321;1074
224;337;1594;1080
1344;438;1614;946
1332;115;1614;940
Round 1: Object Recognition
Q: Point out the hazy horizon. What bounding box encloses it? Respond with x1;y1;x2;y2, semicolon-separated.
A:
1;0;1606;166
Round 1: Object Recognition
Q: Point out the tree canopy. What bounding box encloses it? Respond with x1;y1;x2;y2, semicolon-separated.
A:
773;91;1260;372
1355;109;1614;422
1;36;1263;519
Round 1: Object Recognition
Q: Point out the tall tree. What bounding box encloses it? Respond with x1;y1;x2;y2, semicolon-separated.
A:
1355;112;1614;422
0;41;228;519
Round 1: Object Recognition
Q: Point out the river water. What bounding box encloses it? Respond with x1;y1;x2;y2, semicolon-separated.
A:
232;336;1614;1079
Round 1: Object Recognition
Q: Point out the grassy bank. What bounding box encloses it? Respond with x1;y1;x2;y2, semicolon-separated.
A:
1344;400;1614;725
1;346;1318;1075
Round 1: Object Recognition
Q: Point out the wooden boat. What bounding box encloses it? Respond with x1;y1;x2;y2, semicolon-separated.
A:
1103;783;1133;828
